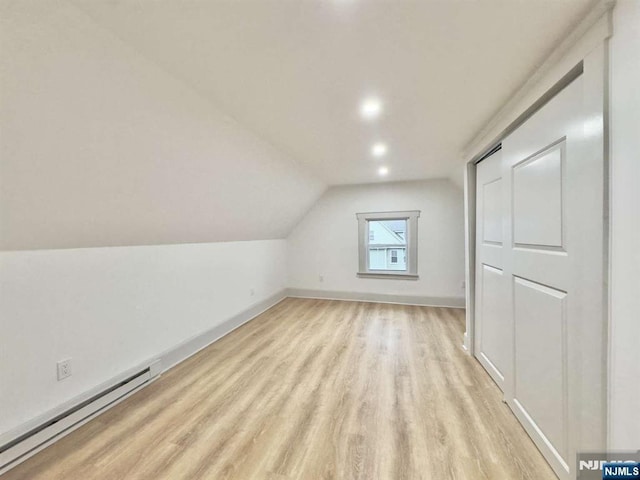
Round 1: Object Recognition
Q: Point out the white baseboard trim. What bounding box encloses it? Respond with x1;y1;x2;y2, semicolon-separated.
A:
2;287;460;474
286;288;466;309
0;370;154;475
0;289;288;475
0;363;161;454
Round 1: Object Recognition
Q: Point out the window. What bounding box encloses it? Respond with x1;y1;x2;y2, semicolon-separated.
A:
356;210;420;279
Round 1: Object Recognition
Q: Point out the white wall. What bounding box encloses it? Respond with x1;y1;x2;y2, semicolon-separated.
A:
287;180;465;303
0;240;287;436
0;0;317;441
608;0;640;450
0;0;325;250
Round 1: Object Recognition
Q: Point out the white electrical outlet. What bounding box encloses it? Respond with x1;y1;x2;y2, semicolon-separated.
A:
319;275;324;282
250;288;255;296
57;358;72;381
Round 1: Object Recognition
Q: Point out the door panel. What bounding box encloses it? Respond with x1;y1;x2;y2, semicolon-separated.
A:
479;265;508;381
474;65;606;480
482;178;503;244
474;150;508;389
513;143;565;248
513;276;567;464
501;73;606;480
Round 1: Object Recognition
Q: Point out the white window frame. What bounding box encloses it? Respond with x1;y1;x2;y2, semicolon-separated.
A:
356;210;420;279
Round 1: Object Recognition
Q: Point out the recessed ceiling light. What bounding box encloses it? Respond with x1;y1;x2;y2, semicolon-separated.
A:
360;98;382;120
378;166;389;176
372;143;387;157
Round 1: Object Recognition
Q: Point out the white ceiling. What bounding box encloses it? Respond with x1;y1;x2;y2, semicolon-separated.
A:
73;0;595;185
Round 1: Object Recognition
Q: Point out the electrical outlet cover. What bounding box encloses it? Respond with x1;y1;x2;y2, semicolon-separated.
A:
57;359;72;381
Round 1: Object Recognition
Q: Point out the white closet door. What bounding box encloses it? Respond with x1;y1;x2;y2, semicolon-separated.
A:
474;150;509;390
501;73;606;480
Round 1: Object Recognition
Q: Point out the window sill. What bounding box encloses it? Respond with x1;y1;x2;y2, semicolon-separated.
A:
357;272;419;280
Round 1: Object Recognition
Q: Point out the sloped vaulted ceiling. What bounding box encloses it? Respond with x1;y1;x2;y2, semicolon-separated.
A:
71;0;595;185
1;0;596;250
0;0;325;250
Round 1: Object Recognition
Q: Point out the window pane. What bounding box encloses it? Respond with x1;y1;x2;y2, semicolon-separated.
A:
367;220;407;271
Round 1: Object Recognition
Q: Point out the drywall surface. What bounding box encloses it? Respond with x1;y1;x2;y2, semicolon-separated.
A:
608;0;640;450
287;180;465;303
0;240;286;436
0;0;324;250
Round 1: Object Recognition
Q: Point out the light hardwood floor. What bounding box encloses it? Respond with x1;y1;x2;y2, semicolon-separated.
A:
2;298;557;480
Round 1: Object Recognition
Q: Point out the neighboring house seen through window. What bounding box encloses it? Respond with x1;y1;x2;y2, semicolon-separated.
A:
356;211;420;279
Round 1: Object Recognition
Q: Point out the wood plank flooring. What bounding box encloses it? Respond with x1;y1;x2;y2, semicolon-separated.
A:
2;298;557;480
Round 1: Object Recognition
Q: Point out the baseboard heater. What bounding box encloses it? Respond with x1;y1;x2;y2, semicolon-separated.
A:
0;360;161;475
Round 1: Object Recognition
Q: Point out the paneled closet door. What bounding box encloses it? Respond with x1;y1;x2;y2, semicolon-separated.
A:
501;72;606;480
474;150;509;391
